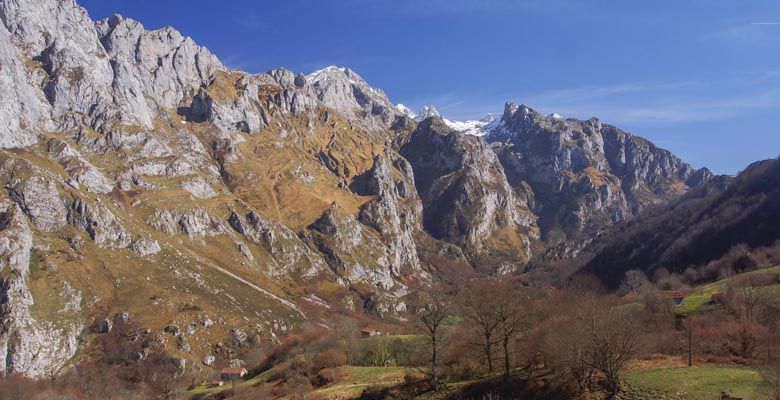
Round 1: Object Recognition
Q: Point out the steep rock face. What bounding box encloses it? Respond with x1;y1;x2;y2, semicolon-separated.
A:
0;21;52;148
306;204;398;290
96;14;223;126
228;210;327;278
0;205;82;378
9;176;68;232
487;103;712;247
355;155;423;278
0;0;223;140
0;0;117;132
400;118;538;270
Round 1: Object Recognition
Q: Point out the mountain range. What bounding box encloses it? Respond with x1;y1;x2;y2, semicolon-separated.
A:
1;0;773;380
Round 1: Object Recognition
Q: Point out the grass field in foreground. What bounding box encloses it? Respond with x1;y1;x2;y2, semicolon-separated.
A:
626;365;765;399
315;366;413;400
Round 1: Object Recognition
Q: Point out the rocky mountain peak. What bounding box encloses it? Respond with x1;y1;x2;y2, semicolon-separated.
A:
306;65;398;130
484;102;713;248
0;0;226;141
395;103;417;119
416;105;441;121
399;118;538;271
413;115;451;134
488;102;570;142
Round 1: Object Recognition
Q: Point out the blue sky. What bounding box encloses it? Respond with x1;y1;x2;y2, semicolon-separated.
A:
79;0;780;174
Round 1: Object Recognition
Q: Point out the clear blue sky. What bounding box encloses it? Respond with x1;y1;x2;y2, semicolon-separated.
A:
79;0;780;175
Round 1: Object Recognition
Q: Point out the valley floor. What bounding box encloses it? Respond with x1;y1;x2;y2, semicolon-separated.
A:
189;359;768;400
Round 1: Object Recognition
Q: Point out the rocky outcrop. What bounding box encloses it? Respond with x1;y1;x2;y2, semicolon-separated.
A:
68;198;132;249
94;130;174;159
131;158;194;178
0;205;82;378
189;68;319;134
47;139;114;193
9;176;68;232
132;237;161;257
306;204;397;289
400;118;537;267
487;103;712;247
150;208;226;238
228;210;327;278
182;176;217;199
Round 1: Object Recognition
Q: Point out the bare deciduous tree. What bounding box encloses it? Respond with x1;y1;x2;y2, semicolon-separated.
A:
759;324;780;400
543;317;595;396
726;278;770;323
619;269;649;296
759;360;780;400
415;291;451;391
493;280;530;381
144;355;185;400
461;279;501;373
583;307;644;396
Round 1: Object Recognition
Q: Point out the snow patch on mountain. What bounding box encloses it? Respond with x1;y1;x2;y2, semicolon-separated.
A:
397;104;500;136
395;104;417;119
443;114;499;137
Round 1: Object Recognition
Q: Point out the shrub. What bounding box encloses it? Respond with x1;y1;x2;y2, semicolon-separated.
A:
272;373;313;398
312;368;341;387
313;348;346;370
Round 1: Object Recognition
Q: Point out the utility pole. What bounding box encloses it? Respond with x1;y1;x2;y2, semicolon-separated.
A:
687;315;693;367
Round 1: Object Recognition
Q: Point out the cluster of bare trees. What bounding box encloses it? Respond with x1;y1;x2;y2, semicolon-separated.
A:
722;276;780;399
541;294;644;396
409;277;648;397
412;279;533;391
460;279;530;380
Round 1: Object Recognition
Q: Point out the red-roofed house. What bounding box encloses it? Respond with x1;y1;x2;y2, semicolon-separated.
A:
660;290;686;306
220;367;248;380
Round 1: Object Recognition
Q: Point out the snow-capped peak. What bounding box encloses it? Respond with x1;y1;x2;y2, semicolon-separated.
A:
395;103;500;136
442;113;499;137
418;105;441;120
307;65;348;82
395;103;417;119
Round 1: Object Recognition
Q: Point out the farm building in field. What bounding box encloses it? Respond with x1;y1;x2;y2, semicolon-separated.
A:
360;328;382;337
660;290;686;306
